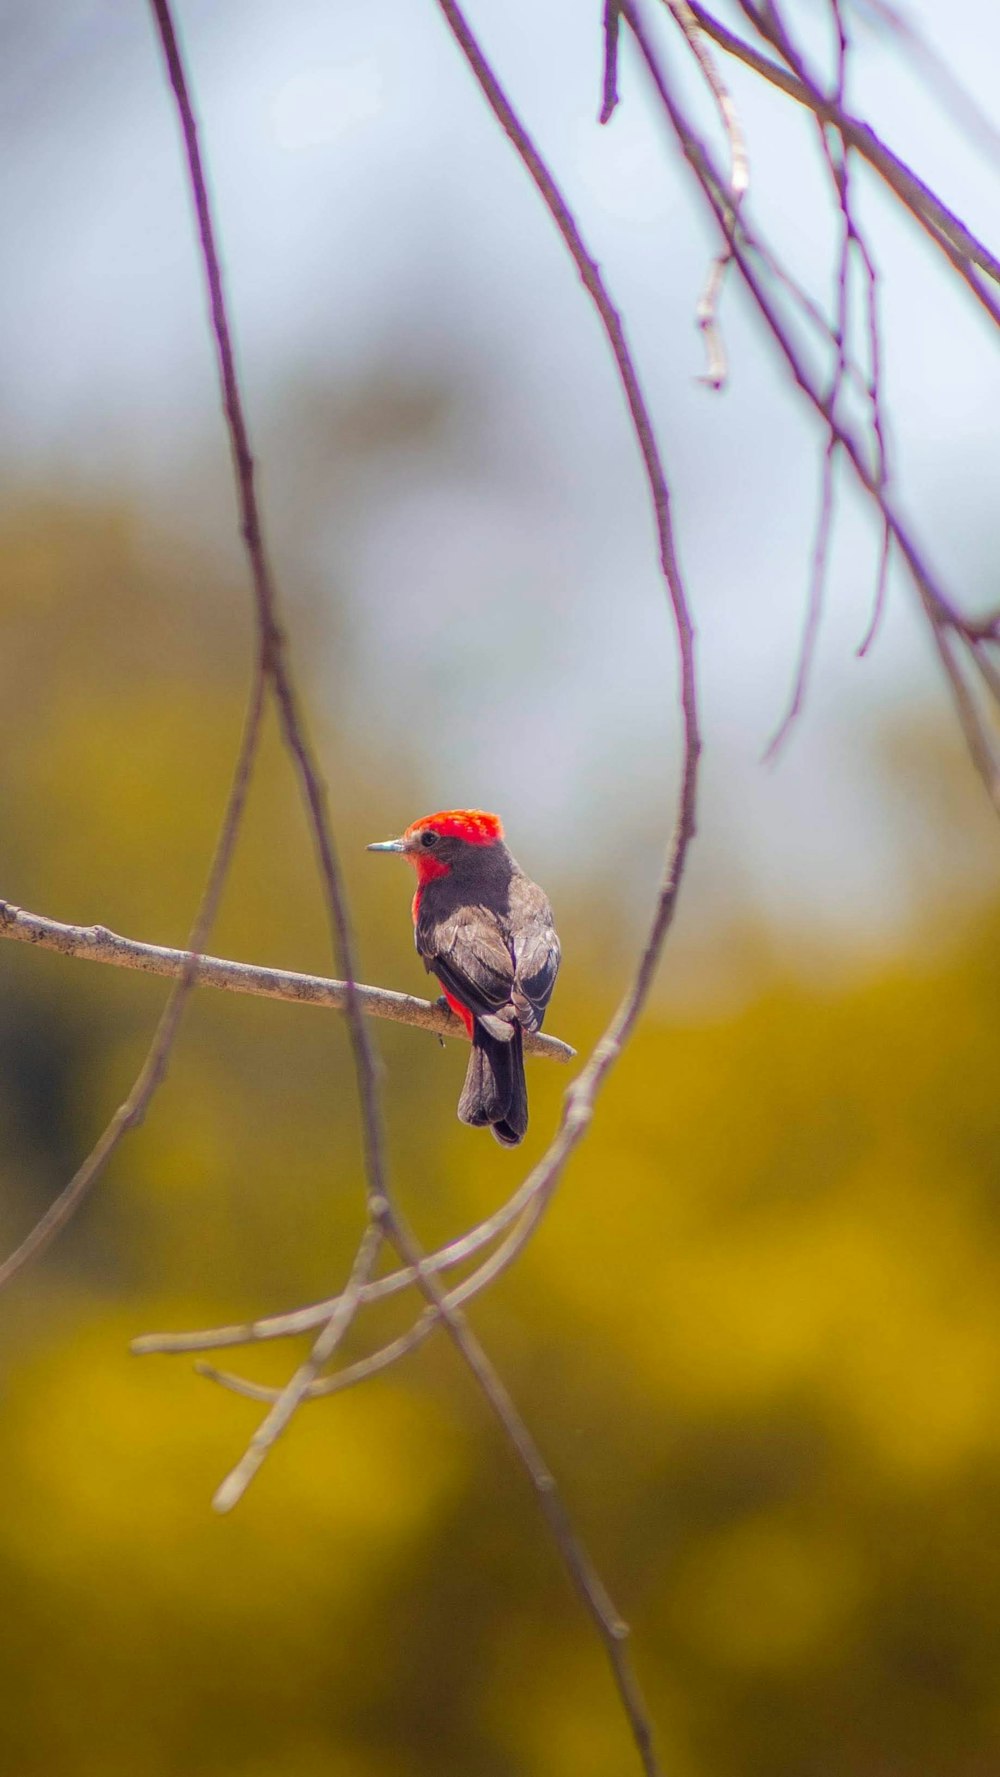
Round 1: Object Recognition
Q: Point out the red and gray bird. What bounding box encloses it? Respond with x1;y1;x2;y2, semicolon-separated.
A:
367;810;561;1146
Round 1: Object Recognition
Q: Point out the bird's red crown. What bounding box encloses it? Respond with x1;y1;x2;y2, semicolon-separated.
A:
405;809;504;845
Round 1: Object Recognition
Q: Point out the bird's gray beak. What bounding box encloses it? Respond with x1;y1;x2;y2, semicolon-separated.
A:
366;837;406;853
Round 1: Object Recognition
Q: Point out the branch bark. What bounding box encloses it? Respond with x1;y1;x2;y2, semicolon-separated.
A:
0;900;574;1062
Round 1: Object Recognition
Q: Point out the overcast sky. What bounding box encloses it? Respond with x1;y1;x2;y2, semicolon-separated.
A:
2;0;998;954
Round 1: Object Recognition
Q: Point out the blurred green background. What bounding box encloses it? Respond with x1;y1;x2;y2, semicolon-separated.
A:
1;489;998;1777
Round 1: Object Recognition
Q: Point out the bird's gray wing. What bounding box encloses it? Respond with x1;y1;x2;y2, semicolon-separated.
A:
416;904;516;1028
512;920;561;1032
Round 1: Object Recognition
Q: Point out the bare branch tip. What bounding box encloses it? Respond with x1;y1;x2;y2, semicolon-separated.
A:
600;0;622;125
211;1474;244;1516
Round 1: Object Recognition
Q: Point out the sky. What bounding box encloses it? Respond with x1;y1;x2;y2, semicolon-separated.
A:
1;0;998;955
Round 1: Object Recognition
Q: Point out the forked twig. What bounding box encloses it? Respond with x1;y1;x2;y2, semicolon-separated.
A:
133;1164;555;1355
197;1310;439;1404
198;1191;553;1407
213;1223;385;1512
664;0;749;387
623;0;1000;810
684;0;1000;314
137;1118;573;1391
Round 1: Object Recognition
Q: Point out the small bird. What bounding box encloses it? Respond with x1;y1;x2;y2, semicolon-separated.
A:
368;810;561;1146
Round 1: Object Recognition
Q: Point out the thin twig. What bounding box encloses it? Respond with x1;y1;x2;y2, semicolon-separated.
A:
0;669;265;1292
148;3;391;1218
624;0;1000;809
665;0;749;387
0;902;573;1062
133;1166;555;1356
668;0;748;200
764;439;837;760
853;224;893;654
198;1190;553;1406
759;0;851;750
148;1;399;1530
763;0;857;745
198;1307;439;1404
213;1222;384;1513
858;521;892;657
731;0;1000;331
694;252;731;387
926;624;1000;803
600;0;623;123
969;638;1000;705
861;0;1000;167
682;1;1000;310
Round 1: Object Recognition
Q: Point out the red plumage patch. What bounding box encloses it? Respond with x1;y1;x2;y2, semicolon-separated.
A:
441;987;475;1036
405;809;504;846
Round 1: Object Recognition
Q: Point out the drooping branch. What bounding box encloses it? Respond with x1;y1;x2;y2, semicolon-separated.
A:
0;674;266;1294
665;0;749;388
623;0;1000;807
147;13;695;1773
147;2;391;1219
682;0;1000;306
0;900;574;1062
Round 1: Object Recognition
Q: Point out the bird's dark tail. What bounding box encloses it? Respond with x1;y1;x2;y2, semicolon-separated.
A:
458;1025;527;1146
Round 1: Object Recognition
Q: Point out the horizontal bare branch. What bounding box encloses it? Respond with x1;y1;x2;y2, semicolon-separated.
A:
0;900;575;1063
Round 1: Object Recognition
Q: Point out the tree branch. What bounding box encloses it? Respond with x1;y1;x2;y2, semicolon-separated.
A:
148;0;392;1216
683;0;1000;303
133;1162;562;1356
0;900;574;1062
624;0;1000;808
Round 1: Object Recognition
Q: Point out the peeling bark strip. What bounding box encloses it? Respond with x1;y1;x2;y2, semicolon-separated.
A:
0;901;574;1062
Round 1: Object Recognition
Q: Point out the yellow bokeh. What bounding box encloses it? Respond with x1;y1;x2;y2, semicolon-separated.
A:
1;504;999;1776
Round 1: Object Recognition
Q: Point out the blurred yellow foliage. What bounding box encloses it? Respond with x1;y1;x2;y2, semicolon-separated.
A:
1;503;999;1776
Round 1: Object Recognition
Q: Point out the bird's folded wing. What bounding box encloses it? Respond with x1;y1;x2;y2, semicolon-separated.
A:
513;924;561;1030
418;909;515;1020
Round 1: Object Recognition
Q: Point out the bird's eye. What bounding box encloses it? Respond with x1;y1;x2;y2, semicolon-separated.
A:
420;830;439;848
